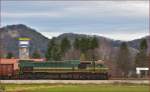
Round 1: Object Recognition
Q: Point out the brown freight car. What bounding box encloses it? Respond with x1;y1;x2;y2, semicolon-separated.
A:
0;58;44;79
0;64;14;79
0;59;19;79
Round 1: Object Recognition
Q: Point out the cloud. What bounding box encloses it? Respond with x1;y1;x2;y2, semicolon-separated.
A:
64;1;148;18
1;1;149;40
2;12;63;18
2;1;148;18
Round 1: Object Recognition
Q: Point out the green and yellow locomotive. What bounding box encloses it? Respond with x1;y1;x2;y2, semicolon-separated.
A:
19;60;109;80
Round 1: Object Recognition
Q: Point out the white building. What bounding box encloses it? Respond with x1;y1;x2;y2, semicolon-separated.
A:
136;67;149;78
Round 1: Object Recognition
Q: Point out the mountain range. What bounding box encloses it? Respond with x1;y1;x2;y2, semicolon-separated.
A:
0;24;149;59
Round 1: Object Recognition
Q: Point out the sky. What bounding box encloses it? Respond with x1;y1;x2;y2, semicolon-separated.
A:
1;0;149;41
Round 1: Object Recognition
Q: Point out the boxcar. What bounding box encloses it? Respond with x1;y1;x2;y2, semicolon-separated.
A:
0;64;14;79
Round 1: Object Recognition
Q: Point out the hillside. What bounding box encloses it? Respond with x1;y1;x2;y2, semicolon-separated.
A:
0;24;149;59
127;36;150;54
0;24;49;57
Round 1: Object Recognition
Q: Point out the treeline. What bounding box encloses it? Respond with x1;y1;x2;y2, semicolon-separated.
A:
1;50;42;59
44;37;149;77
116;39;149;77
45;37;99;61
2;36;149;77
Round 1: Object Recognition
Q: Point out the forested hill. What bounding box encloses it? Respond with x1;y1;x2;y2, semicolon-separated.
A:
0;24;49;57
0;24;149;59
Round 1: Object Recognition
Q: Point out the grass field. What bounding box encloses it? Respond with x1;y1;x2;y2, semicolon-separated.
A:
1;84;149;92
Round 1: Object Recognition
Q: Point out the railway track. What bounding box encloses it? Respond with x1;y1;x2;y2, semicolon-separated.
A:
0;80;149;84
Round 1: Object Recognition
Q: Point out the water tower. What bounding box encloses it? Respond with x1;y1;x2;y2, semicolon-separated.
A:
18;37;30;60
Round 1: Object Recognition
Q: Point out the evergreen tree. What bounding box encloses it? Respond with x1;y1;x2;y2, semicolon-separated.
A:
79;37;90;53
73;37;99;61
45;37;61;61
32;50;41;59
73;38;80;50
135;39;148;67
6;52;14;59
140;39;147;51
60;37;71;54
90;37;99;61
90;37;99;49
51;44;61;61
45;38;55;60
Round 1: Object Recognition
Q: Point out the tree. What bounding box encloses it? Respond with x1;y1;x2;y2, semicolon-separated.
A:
90;37;99;49
116;42;131;77
6;52;14;59
73;37;99;61
51;44;61;61
135;39;148;67
140;39;147;51
79;37;90;53
32;50;41;59
90;37;99;61
73;38;80;50
45;37;61;61
45;38;55;60
60;37;71;54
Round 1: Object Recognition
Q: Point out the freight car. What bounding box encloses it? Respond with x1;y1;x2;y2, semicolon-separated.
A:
0;59;19;79
0;64;14;79
18;60;109;80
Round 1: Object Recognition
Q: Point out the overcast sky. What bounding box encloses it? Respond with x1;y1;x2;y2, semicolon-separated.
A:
1;1;149;41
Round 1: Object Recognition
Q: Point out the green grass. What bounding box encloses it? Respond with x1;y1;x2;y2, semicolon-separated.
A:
2;84;149;92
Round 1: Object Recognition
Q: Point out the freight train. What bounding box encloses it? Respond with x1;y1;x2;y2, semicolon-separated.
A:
0;60;109;80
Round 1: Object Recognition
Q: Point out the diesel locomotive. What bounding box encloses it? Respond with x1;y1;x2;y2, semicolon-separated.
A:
18;60;109;80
